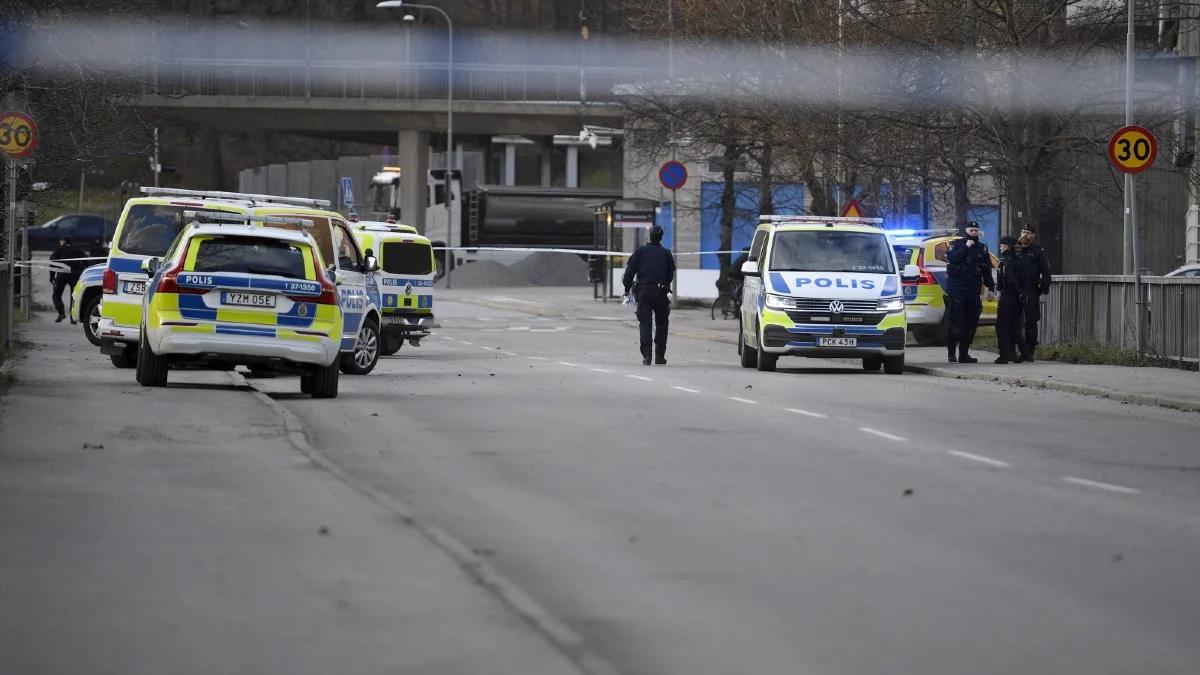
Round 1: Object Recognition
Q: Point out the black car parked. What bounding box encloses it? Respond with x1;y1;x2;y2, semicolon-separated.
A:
24;214;118;251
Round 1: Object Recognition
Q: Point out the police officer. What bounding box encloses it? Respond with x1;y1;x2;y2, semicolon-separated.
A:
994;236;1026;364
49;236;85;324
944;222;995;363
1016;226;1052;362
623;225;676;365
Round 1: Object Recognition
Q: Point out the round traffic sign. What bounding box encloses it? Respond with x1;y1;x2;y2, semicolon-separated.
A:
1107;125;1156;174
659;160;688;191
0;111;38;159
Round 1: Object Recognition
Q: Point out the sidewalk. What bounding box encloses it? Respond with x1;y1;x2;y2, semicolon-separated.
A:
0;308;583;674
444;286;1200;414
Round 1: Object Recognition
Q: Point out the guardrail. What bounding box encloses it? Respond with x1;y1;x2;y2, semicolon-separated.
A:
141;58;658;104
1041;275;1200;365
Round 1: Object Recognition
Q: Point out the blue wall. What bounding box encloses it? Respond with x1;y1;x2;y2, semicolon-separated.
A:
698;182;805;269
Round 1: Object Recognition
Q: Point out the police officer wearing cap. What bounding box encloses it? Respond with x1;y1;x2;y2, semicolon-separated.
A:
1016;225;1052;361
944;221;995;363
994;235;1027;363
623;225;676;365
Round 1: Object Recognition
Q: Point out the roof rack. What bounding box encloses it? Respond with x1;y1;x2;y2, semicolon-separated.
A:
142;187;331;209
185;211;315;229
760;215;884;225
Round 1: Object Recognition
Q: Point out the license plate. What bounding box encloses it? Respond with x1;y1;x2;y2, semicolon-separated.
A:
818;336;857;347
222;291;277;308
122;280;145;295
385;315;410;325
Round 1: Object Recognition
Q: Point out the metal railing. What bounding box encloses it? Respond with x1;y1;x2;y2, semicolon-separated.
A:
1041;275;1200;365
141;58;658;104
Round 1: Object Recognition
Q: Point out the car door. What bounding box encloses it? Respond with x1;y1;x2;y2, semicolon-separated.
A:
331;220;370;352
741;228;769;346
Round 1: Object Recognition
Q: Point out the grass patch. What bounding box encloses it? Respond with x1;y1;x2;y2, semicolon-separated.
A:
1038;342;1150;367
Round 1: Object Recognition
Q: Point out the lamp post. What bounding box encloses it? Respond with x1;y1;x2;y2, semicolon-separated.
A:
377;0;454;286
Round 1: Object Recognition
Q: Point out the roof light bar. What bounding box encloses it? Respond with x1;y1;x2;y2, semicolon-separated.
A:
760;215;885;225
142;187;331;209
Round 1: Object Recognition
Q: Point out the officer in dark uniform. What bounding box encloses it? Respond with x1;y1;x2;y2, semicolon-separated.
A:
1016;226;1052;362
49;236;85;324
994;236;1026;363
944;222;995;363
623;225;676;365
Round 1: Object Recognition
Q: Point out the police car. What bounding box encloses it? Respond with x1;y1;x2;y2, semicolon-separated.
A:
738;215;919;374
71;262;107;345
90;188;384;375
136;215;344;397
348;220;435;355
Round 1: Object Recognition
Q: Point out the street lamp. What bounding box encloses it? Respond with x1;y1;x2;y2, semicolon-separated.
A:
377;0;455;287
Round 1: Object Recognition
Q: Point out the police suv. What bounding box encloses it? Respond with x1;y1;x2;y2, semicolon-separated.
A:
90;188;384;375
136;215;344;397
349;221;436;355
738;215;919;374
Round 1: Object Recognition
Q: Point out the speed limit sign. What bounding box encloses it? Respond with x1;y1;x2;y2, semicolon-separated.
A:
1107;125;1156;174
0;111;38;159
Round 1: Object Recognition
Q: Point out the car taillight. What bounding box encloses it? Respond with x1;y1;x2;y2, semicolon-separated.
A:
156;243;204;295
292;251;339;305
102;267;117;294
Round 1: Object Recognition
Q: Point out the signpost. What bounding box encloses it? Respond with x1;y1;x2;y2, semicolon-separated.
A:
659;160;687;304
1108;124;1157;359
1;111;39;350
340;176;355;212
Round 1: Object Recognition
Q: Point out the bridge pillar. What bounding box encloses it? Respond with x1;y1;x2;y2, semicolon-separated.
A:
397;130;429;233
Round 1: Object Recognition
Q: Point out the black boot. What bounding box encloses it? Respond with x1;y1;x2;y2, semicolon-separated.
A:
655;354;667;365
947;346;957;363
994;354;1012;364
958;345;978;364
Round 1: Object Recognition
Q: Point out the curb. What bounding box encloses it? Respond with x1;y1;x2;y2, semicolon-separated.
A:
904;364;1200;414
230;371;621;675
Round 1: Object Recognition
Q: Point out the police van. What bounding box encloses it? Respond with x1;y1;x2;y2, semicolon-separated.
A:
348;220;435;355
738;215;919;374
93;188;384;375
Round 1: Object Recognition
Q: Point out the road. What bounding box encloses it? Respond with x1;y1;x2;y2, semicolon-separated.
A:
4;288;1200;675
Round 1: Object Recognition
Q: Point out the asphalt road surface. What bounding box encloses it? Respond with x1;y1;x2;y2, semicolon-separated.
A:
4;292;1200;675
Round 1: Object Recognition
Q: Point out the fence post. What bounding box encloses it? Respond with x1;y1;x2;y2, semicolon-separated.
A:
1180;284;1186;369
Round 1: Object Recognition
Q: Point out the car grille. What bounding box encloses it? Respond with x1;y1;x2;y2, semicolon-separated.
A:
790;298;878;313
785;310;886;326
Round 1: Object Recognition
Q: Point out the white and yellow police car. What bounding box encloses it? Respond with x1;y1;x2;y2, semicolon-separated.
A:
93;188;384;376
738;215;919;374
136;216;344;397
349;220;435;355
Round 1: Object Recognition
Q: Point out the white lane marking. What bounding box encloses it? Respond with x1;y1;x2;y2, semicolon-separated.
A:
786;408;827;418
555;361;578;368
859;427;906;442
500;351;520;357
507;326;531;331
948;451;1011;468
527;356;547;361
589;368;614;374
481;328;503;332
585;330;614;334
672;386;700;393
459;340;474;345
1062;476;1140;495
481;346;498;351
626;374;653;382
728;396;758;405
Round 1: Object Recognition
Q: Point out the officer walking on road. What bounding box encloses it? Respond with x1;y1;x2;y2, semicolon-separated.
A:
944;222;995;364
49;236;85;324
1016;226;1052;362
994;236;1026;364
623;225;676;366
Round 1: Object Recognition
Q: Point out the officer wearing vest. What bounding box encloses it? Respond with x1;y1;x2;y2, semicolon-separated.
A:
994;236;1027;363
944;222;995;363
623;225;677;366
1016;226;1053;362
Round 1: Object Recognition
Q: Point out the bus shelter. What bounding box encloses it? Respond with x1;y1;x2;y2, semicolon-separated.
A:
590;198;658;301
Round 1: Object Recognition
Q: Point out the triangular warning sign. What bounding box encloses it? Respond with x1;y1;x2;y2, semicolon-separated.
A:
840;198;864;218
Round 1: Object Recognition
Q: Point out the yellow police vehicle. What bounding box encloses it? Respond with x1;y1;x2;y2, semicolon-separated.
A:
136;215;344;397
738;215;919;374
93;188;385;375
349;220;435;355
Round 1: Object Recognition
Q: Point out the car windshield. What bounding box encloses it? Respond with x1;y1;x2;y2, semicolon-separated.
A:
770;230;895;274
117;205;227;256
381;241;433;275
190;236;309;279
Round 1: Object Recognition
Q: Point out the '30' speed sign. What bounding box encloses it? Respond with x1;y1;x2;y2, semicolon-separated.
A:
0;111;39;159
1107;125;1156;174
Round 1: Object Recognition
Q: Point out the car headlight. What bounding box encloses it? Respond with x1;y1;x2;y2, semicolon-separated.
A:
877;296;905;313
765;294;796;309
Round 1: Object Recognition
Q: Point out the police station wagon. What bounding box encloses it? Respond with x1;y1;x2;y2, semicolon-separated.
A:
738;216;919;374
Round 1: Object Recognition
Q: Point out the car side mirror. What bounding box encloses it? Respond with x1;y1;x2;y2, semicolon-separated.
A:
140;258;161;274
334;271;345;285
364;255;379;273
740;260;759;276
901;264;920;281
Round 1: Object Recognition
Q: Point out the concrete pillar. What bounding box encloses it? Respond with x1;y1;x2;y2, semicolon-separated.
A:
566;146;579;188
397;130;429;233
540;139;552;187
503;144;516;187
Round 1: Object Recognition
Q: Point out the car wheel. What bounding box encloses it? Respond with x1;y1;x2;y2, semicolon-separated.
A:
310;362;340;398
81;294;103;346
738;322;757;368
110;343;137;368
379;334;403;356
884;354;905;375
341;319;380;375
299;374;313;395
755;322;777;372
862;355;883;371
135;331;168;386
